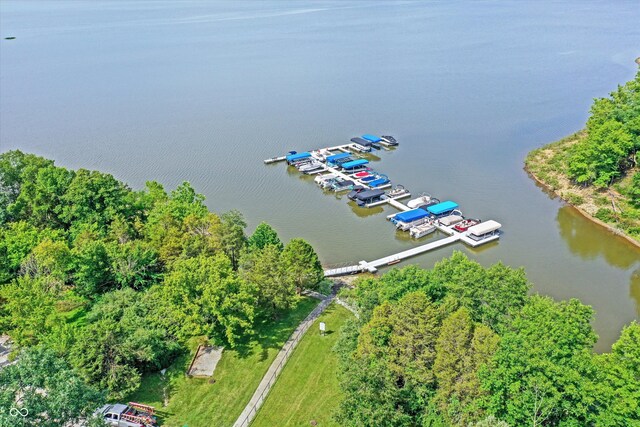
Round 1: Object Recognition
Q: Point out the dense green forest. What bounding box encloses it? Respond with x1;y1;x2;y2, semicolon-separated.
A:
0;150;324;426
334;255;640;426
1;151;639;426
526;70;640;240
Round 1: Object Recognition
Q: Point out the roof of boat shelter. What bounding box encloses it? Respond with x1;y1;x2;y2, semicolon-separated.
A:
427;201;458;215
342;159;369;169
286;152;311;162
362;134;382;142
326;152;351;163
351;137;373;146
395;208;429;222
467;220;501;236
356;189;385;200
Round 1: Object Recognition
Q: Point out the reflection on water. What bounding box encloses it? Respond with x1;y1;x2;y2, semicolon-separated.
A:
465;238;501;255
557;206;639;270
631;269;640;314
348;202;385;218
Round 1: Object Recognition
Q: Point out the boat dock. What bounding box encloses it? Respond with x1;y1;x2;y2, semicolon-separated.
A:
265;135;502;275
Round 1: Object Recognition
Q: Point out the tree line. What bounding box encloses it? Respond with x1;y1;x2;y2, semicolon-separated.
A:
0;151;324;425
334;252;640;426
568;70;639;196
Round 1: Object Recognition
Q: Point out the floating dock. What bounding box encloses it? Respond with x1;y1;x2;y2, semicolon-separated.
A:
265;136;502;274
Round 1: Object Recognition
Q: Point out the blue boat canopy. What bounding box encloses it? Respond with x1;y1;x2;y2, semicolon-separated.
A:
342;159;369;169
362;134;382;143
351;137;373;146
326;152;351;163
370;178;389;187
395;208;429;223
286;152;311;162
427;201;458;215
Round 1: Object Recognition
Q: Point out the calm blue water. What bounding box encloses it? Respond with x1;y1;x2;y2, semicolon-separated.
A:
1;0;639;349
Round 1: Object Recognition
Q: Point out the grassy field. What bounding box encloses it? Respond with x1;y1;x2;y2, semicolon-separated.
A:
127;297;319;427
251;304;351;427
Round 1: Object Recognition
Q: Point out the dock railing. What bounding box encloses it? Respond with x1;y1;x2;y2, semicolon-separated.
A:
323;261;364;276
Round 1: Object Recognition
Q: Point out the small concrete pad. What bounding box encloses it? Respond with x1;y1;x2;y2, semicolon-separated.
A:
187;346;223;378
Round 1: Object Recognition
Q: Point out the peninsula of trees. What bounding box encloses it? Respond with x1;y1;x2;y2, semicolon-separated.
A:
526;69;640;243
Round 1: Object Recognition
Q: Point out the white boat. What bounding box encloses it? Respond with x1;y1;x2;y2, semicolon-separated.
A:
298;160;323;173
397;216;432;232
385;185;409;199
312;149;332;161
438;211;464;227
407;193;433;209
314;173;337;185
409;221;436;238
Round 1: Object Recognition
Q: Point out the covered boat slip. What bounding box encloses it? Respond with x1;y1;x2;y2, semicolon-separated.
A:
355;189;385;201
362;134;382;143
264;138;504;275
341;159;369;170
286;152;311;164
326;152;351;164
427;200;459;216
466;220;501;239
392;208;430;224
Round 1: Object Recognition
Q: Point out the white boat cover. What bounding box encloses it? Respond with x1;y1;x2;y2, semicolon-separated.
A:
467;220;501;236
439;214;464;226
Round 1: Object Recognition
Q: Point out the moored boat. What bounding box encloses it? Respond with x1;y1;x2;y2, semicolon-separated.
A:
407;193;433;209
438;210;464;227
466;220;501;242
315;173;337;185
380;135;398;146
385;185;409;199
426;201;459;218
331;179;356;192
454;218;481;232
409;220;436;238
347;186;368;200
392;208;431;231
355;189;386;207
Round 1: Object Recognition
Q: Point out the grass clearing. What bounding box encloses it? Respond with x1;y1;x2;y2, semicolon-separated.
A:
251;304;351;427
127;297;319;427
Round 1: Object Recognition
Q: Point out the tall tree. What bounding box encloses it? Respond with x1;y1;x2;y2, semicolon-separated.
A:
219;210;247;270
433;308;498;425
70;288;180;399
480;296;597;426
247;222;283;251
591;322;640;425
0;346;104;427
240;244;294;316
0;276;61;346
0;150;54;225
109;240;162;290
281;238;323;294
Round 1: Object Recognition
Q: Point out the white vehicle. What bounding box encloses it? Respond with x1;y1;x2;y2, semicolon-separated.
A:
95;402;157;427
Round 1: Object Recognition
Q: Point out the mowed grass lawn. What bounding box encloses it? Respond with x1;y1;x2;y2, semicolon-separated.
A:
127;297;319;427
251;304;351;427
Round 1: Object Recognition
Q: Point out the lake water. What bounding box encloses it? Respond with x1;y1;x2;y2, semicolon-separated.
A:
1;0;639;350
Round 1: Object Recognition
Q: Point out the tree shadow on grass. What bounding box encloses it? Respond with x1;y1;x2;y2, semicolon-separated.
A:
233;299;319;361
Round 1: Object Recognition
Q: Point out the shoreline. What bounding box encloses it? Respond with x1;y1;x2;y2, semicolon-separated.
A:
524;163;640;250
